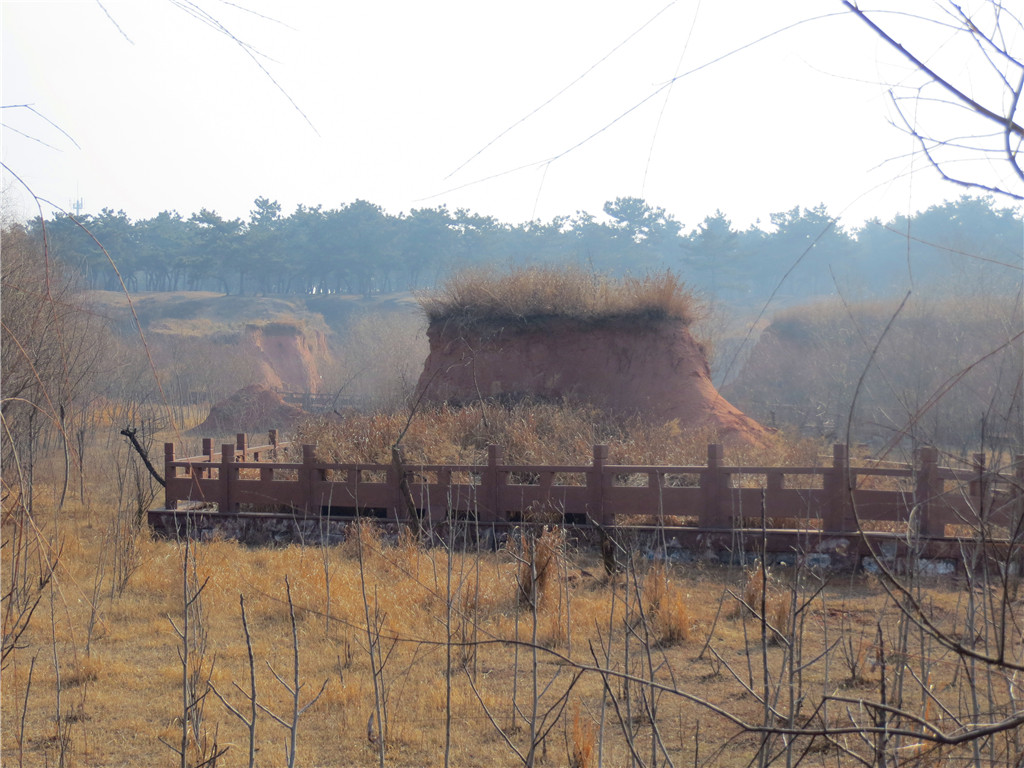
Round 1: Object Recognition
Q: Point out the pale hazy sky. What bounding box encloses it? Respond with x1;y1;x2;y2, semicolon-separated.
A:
2;1;1016;230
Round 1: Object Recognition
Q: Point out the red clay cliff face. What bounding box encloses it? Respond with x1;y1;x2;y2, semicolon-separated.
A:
416;319;766;443
242;323;326;394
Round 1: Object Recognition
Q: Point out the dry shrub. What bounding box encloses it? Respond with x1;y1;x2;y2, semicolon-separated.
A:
155;719;221;768
734;563;792;635
338;519;387;563
61;656;102;689
418;266;700;331
511;527;564;609
569;590;619;642
768;593;792;638
532;603;567;649
657;590;692;645
454;570;480;617
741;565;768;610
570;701;596;768
297;410;408;464
390;527;426;581
643;563;691;645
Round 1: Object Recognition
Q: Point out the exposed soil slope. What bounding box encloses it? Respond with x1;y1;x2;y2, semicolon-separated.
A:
87;288;416;395
85;289;417;337
416;318;766;443
242;323;327;393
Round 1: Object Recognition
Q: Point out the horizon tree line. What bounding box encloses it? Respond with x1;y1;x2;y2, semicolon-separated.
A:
19;194;1023;309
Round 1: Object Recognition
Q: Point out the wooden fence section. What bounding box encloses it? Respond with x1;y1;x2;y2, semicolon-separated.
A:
156;433;1024;539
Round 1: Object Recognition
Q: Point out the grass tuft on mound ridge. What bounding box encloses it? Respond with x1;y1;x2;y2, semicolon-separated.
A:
417;267;700;331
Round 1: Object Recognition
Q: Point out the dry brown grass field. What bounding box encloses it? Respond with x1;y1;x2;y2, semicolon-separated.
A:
5;422;1024;768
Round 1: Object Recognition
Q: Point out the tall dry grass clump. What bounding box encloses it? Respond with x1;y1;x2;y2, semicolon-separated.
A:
734;563;792;635
570;701;597;768
643;563;692;645
512;527;564;609
417;267;700;331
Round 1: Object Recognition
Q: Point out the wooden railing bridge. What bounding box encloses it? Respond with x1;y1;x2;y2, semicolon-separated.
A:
149;431;1024;562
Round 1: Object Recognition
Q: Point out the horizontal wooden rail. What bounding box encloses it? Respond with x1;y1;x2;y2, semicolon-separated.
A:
157;435;1024;540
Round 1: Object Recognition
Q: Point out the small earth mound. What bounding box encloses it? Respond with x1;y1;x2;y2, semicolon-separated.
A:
193;384;305;435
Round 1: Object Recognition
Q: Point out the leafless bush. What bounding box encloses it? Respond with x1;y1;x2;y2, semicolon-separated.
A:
1;500;60;671
109;434;156;597
2;223;110;514
257;578;328;768
511;526;564;610
297;397;818;469
161;531;225;768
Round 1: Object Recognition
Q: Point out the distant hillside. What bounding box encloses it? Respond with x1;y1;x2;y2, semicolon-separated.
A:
723;296;1023;453
83;290;425;413
84;290;418;339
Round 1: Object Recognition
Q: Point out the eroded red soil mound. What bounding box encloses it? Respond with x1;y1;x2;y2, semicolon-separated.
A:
416;318;766;444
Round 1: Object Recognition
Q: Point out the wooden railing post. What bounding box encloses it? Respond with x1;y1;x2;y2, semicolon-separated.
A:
700;444;727;528
483;445;503;523
269;429;279;461
236;433;247;462
916;446;943;537
202;438;213;478
589;445;609;526
164;443;175;509
969;452;986;514
388;444;405;522
823;443;851;533
766;470;784;520
1013;454;1024;540
221;444;236;514
302;444;317;516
